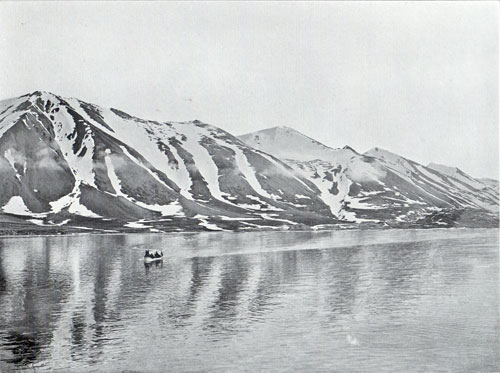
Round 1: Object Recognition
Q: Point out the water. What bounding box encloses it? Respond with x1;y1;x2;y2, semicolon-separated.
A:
0;229;498;372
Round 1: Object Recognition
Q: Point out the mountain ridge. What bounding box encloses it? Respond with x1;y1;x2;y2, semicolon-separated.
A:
0;91;497;234
238;126;498;226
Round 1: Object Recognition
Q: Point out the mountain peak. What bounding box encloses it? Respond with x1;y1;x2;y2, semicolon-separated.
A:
241;126;332;148
238;126;357;162
28;90;61;100
31;90;50;96
342;145;358;153
274;125;302;133
365;146;392;155
364;147;405;161
0;91;56;107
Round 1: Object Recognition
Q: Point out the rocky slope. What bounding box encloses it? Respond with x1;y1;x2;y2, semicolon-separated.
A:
0;92;497;234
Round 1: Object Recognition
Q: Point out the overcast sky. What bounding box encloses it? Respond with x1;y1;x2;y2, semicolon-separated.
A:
1;1;498;179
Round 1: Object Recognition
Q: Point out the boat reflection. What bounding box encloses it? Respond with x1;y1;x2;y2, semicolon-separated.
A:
144;261;163;272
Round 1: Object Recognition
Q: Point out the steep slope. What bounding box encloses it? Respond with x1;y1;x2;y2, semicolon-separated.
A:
479;178;499;190
239;129;498;227
0;92;335;234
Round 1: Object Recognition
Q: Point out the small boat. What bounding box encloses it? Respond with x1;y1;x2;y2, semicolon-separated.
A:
144;250;163;263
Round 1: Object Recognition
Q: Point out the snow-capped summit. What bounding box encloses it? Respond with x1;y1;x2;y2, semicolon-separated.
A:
239;126;356;162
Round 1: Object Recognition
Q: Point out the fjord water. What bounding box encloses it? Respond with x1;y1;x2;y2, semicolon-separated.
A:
0;229;498;372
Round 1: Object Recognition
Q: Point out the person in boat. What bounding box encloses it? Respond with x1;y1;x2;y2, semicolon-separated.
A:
154;250;162;258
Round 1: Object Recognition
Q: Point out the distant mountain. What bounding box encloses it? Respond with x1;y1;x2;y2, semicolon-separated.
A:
239;127;498;228
239;126;358;162
0;92;497;235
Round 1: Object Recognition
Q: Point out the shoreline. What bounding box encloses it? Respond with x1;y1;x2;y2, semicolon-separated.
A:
0;226;495;240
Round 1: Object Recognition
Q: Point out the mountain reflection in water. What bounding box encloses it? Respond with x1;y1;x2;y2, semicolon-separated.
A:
0;229;498;372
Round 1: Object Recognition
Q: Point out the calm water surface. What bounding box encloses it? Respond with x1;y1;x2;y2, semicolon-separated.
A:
0;229;498;372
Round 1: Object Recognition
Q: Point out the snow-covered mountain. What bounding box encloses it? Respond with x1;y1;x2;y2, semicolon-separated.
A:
0;91;337;234
239;127;499;228
0;92;497;234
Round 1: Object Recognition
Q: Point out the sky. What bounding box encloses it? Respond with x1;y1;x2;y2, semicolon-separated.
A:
0;1;498;179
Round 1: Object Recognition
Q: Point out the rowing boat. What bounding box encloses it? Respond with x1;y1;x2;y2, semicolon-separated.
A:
144;250;163;263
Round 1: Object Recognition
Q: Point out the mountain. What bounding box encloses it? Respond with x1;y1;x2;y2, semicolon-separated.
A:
239;127;499;228
0;91;342;234
0;92;497;235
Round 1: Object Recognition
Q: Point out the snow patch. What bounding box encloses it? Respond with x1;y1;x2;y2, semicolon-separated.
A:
31;219;71;227
344;196;386;210
28;219;46;226
223;142;272;199
49;183;101;218
2;196;46;217
3;148;24;180
124;221;152;229
296;194;311;199
135;200;184;217
194;214;224;231
260;213;298;225
104;153;127;197
51;105;97;187
247;195;283;211
4;149;16;170
219;216;259;221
